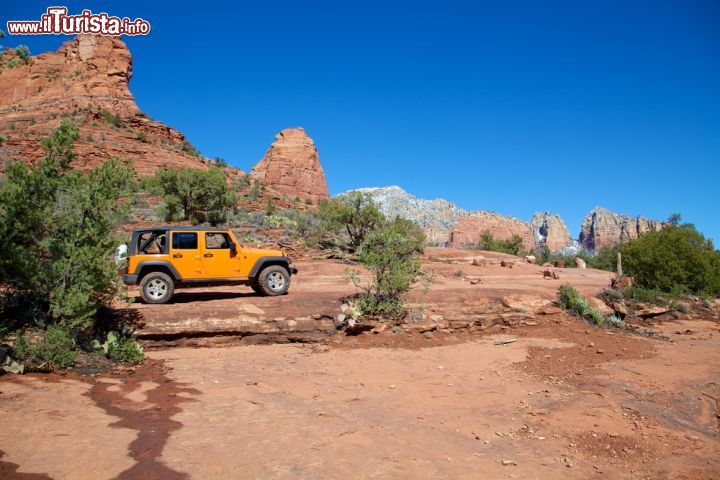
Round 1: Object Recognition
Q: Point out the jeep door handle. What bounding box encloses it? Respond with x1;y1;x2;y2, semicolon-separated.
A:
173;254;183;258
204;253;213;258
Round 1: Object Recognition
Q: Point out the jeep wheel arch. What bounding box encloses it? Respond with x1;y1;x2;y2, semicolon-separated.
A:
135;261;181;282
249;257;292;279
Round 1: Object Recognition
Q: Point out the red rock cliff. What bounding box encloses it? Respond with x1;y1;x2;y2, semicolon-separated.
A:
531;212;573;251
448;211;535;252
0;35;211;175
251;128;330;204
579;207;666;252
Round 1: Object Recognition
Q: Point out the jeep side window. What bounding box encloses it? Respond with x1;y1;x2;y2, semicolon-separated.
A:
138;231;166;254
205;232;231;249
172;232;198;250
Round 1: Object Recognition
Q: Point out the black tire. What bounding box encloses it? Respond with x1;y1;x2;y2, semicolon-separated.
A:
256;265;290;296
140;271;175;304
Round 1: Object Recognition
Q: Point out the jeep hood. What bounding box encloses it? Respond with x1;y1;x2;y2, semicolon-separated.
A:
244;247;285;257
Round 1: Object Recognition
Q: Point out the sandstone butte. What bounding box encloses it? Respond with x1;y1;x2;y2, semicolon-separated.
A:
251;128;330;205
531;212;573;251
579;206;666;252
0;35;330;205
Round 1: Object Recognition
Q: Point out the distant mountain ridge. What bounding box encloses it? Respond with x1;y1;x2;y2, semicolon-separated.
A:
344;186;468;244
342;186;665;252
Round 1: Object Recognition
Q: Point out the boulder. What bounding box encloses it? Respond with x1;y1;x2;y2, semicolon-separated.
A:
554;260;565;268
612;276;633;289
524;255;536;264
501;294;551;312
589;298;613;316
471;256;488;267
635;306;670;319
575;258;587;269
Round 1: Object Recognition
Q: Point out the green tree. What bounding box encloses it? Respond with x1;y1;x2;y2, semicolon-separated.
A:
621;225;720;295
587;247;619;272
477;231;527;256
0;119;134;331
349;218;427;317
318;191;384;252
152;167;236;225
667;213;682;226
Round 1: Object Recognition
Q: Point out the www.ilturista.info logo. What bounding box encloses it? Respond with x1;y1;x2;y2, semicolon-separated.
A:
6;7;151;36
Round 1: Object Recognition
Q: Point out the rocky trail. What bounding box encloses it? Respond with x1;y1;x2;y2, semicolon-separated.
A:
1;248;719;479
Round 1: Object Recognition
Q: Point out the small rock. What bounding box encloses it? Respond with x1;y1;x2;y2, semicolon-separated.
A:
423;331;434;339
596;349;604;354
501;459;516;466
588;342;595;347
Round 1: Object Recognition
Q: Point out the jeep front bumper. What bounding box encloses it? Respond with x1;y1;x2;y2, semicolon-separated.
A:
122;274;139;284
289;266;298;275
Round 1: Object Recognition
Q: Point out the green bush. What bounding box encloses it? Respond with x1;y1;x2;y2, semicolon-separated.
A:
557;284;615;327
180;140;201;157
318;191;384;252
150;166;236;225
475;231;527;256
100;109;122;127
620;225;720;296
14;325;77;369
91;330;143;364
620;286;669;306
587;247;619;272
0;120;133;332
348;218;427;317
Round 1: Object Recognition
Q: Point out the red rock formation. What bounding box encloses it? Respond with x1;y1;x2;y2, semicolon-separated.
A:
579;207;666;251
0;35;211;175
448;211;535;252
251;128;330;205
531;212;573;251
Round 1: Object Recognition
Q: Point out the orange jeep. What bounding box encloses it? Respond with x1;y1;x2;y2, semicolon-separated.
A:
120;227;297;304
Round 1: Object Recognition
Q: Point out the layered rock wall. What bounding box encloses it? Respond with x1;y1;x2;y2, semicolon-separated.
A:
0;35;210;175
579;207;666;251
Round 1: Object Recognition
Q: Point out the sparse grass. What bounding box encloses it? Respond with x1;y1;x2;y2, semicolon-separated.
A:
100;109;122;127
557;284;620;327
621;286;669;306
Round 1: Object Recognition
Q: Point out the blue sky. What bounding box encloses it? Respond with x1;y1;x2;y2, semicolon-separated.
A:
4;1;720;241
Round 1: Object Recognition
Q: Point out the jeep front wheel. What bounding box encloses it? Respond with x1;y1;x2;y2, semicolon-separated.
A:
257;265;290;296
140;272;175;304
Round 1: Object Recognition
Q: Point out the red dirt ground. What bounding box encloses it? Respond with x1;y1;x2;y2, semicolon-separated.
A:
1;248;718;479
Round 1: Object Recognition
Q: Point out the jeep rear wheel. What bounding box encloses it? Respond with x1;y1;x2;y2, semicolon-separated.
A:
140;272;174;304
257;265;290;296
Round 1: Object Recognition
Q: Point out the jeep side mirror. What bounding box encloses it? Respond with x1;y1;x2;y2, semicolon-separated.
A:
230;243;237;255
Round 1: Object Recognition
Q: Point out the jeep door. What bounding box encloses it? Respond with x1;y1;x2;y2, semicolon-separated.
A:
170;231;202;279
202;232;242;278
